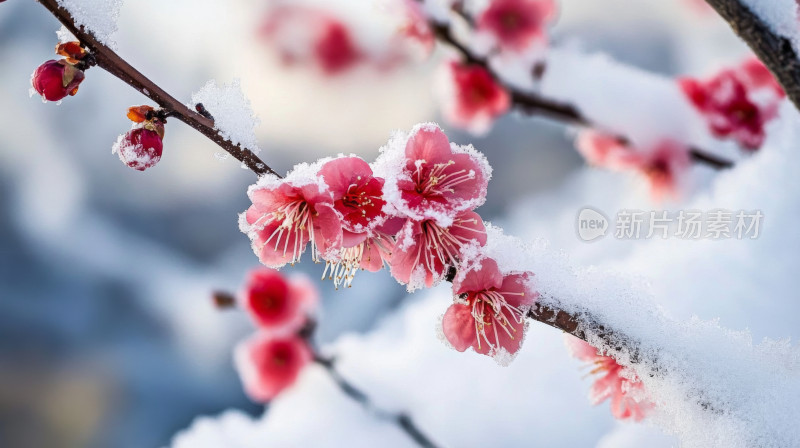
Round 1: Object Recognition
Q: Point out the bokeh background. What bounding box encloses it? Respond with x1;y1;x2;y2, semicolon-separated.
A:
0;0;787;447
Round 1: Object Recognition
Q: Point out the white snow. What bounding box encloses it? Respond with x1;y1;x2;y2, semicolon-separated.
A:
190;79;262;156
57;0;123;48
171;367;421;448
540;47;737;153
740;0;800;51
56;25;77;43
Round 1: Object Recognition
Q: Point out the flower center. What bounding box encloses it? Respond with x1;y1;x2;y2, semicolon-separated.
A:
645;158;670;183
263;199;318;264
270;344;294;368
341;180;377;214
467;289;526;350
412;159;475;198
502;11;521;31
420;220;461;268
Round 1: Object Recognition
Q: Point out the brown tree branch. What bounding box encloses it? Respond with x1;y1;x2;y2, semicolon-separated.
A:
704;0;800;113
429;21;735;170
35;0;279;178
313;355;441;448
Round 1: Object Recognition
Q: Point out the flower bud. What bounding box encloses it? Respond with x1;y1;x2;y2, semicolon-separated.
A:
113;126;164;171
31;59;85;102
113;106;166;171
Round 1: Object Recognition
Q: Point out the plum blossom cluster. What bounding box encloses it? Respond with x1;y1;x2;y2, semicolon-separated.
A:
565;336;654;421
679;57;785;151
432;0;558;134
233;268;318;402
240;123;537;362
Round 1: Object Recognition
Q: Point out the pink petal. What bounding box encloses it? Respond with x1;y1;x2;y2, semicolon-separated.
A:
565;335;600;363
342;229;368;248
454;257;504;296
255;220;308;268
448;211;488;246
234;333;312;402
499;272;537;308
442;303;477;352
311;203;343;258
378;216;405;237
488;311;526;355
404;125;453;165
318;156;373;199
389;219;423;285
360;236;390;272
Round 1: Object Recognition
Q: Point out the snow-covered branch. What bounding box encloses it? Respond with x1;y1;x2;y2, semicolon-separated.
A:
427;5;735;169
35;0;277;177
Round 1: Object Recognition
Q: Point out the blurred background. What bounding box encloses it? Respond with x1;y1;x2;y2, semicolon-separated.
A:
0;0;768;447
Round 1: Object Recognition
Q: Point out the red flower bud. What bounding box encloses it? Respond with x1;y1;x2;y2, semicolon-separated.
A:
113;126;164;171
31;60;85;102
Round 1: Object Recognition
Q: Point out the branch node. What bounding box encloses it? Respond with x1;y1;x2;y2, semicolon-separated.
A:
195;103;214;121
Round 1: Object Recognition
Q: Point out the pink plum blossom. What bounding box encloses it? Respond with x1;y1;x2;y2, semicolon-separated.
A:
393;124;489;223
566;336;654;421
242;268;318;333
313;20;363;75
439;61;511;134
577;131;690;200
318;156;388;244
442;257;537;361
241;177;342;268
477;0;557;52
234;333;312;402
390;211;487;290
318;157;400;287
260;6;363;76
679;57;784;150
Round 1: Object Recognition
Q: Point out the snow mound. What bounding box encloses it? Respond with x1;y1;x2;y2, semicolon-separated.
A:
57;0;123;48
190;79;262;156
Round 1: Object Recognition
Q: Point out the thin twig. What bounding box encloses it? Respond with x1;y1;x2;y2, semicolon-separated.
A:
313;355;442;448
35;0;279;177
429;19;735;170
